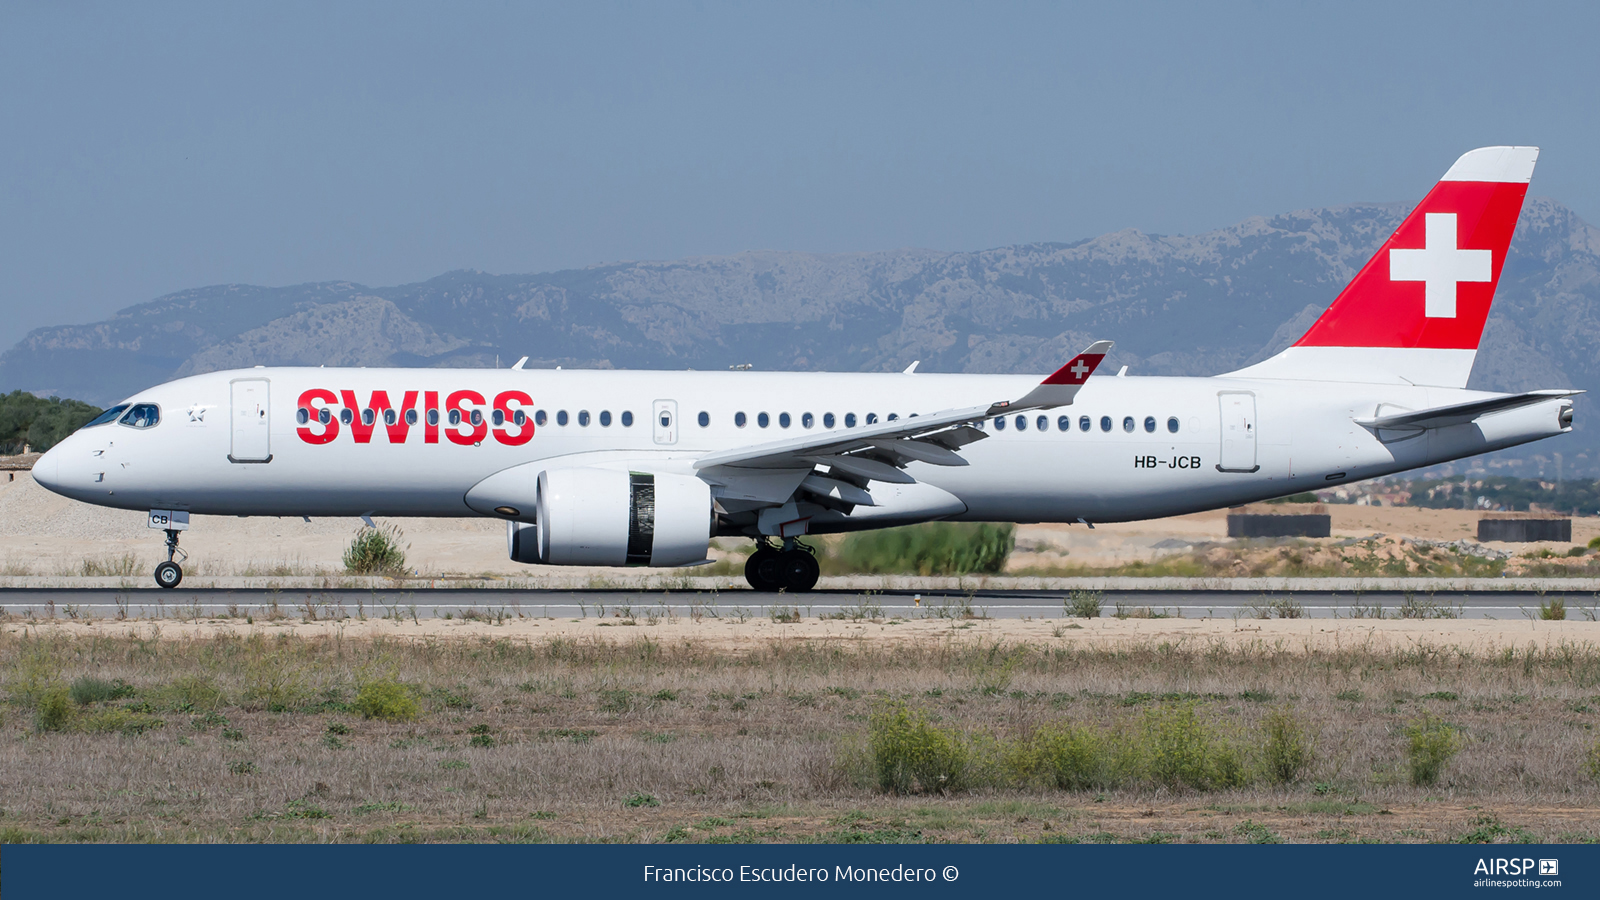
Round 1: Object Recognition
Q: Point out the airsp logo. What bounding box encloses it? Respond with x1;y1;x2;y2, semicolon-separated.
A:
1539;859;1559;877
1473;858;1553;876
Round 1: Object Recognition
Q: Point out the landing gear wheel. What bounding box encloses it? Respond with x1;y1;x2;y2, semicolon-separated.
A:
154;561;183;590
745;547;784;592
779;550;820;593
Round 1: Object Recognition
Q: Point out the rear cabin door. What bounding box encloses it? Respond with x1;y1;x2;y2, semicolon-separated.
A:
1217;391;1257;473
230;378;272;463
652;400;678;445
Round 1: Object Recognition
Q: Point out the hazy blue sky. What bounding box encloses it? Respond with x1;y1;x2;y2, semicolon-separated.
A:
2;1;1598;350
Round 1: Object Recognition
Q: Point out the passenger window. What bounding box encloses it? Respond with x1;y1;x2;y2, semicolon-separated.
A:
660;412;671;428
1057;415;1070;431
120;403;161;428
887;413;898;421
448;409;462;426
779;412;791;428
1122;416;1134;433
1099;416;1111;432
512;410;525;426
1079;416;1090;432
1037;415;1048;431
361;409;375;426
343;409;356;425
471;409;484;426
599;410;612;426
697;411;709;427
995;416;1007;431
1144;416;1156;433
824;413;836;428
534;410;547;426
1167;416;1180;434
866;413;878;425
296;408;310;425
1014;415;1027;431
556;410;568;426
622;411;634;427
735;412;747;427
758;412;770;428
320;408;333;425
83;405;129;428
385;409;398;426
802;412;814;428
427;409;440;426
578;410;590;426
491;409;505;426
406;409;419;426
845;413;857;428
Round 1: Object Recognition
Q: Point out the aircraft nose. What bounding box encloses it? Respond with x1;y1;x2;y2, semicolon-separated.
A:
32;444;60;492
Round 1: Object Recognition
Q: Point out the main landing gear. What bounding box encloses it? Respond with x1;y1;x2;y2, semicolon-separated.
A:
744;539;820;593
154;528;185;589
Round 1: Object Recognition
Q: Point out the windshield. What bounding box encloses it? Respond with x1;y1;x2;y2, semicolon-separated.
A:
81;405;128;429
119;404;160;429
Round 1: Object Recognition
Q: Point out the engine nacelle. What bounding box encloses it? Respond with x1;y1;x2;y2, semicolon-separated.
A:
506;467;712;567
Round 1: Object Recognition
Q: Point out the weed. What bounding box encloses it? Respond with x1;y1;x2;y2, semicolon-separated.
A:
439;759;468;771
1584;740;1600;782
34;684;73;732
625;792;660;808
869;702;968;794
1538;598;1566;621
354;679;420;722
228;760;257;775
1456;814;1539;844
1261;709;1312;783
69;676;134;706
1065;590;1102;618
1233;819;1283;844
538;728;599;744
1335;689;1364;702
1143;703;1246;791
343;523;409;575
1028;722;1110;790
469;734;497;748
1404;715;1463;786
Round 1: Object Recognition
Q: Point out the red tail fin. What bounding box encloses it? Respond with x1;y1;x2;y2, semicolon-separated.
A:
1230;146;1537;387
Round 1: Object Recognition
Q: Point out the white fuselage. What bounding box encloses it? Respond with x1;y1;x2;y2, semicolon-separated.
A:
32;366;1573;530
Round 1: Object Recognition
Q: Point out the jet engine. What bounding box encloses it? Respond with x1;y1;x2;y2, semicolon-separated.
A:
505;467;713;567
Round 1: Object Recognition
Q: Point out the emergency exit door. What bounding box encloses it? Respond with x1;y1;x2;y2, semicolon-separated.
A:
1217;391;1258;473
230;379;272;463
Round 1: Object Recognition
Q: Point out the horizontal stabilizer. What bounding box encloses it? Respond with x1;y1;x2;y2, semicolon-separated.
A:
1354;389;1581;431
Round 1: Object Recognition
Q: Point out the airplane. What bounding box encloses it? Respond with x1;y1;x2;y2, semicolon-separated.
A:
31;146;1579;592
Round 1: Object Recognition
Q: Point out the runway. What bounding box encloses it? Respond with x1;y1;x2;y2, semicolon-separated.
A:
0;587;1592;621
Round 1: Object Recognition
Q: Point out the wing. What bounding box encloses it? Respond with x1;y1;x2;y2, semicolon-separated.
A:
694;341;1112;510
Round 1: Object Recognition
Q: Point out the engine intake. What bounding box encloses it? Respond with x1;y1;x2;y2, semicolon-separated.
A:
506;467;712;567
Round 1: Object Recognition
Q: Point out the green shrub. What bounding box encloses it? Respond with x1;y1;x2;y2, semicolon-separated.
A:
1030;722;1110;790
34;684;73;732
343;523;409;575
1590;536;1600;551
869;702;969;794
69;676;134;706
624;792;659;808
1584;740;1600;782
1065;590;1102;618
1537;598;1566;621
80;708;165;734
1404;715;1462;786
831;523;1015;576
1261;709;1312;783
155;675;224;711
354;679;420;722
1142;703;1246;790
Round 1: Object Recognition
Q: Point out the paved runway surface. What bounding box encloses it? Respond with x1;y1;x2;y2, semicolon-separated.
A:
1;587;1593;620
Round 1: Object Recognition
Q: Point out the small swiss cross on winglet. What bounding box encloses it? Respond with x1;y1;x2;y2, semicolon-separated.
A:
990;340;1114;414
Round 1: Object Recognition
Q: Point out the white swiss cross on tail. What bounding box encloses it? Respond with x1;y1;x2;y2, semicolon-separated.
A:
1389;212;1492;318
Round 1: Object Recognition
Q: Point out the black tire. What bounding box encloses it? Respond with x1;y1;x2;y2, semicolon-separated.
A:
744;547;784;592
154;561;183;590
779;550;820;592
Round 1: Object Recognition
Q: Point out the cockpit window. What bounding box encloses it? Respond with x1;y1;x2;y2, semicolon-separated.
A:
119;404;161;429
84;405;129;428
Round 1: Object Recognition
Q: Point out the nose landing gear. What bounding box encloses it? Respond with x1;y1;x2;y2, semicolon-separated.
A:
154;528;185;589
744;539;820;593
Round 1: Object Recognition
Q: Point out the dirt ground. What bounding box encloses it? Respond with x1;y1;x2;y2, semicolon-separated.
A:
1;471;1595;581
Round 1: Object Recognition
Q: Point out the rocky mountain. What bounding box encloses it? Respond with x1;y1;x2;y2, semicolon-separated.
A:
4;197;1597;466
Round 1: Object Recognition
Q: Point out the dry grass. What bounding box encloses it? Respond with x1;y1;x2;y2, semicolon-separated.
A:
1;627;1598;844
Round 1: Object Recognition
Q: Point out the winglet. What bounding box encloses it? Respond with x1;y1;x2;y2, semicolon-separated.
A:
991;340;1113;413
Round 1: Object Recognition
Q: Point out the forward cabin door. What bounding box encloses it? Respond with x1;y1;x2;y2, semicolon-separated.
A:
1217;391;1258;473
230;378;272;463
652;400;678;445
